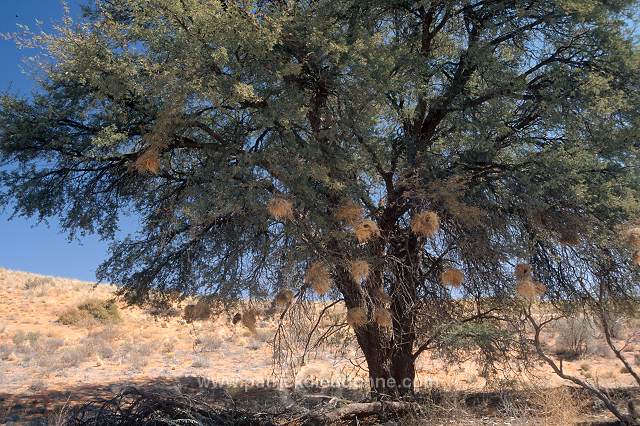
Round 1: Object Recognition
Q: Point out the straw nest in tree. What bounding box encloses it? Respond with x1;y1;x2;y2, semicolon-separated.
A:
515;263;532;281
346;307;368;328
410;211;440;237
274;288;294;307
373;308;393;328
622;227;640;249
267;197;294;220
305;261;333;295
354;219;380;243
440;268;464;288
350;260;370;282
373;287;392;305
134;147;161;174
241;310;257;333
335;202;363;225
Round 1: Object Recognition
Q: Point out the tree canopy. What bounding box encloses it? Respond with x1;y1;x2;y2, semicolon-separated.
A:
1;0;639;395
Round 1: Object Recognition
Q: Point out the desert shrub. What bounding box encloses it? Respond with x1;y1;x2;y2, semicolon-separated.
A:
161;338;177;353
58;299;121;326
531;387;586;425
194;334;222;353
600;311;629;340
588;339;615;359
254;328;272;343
0;343;12;360
23;276;54;291
121;341;154;371
57;345;93;367
147;304;181;318
246;339;263;351
192;356;210;368
12;330;40;352
497;386;586;425
553;316;595;360
36;337;65;354
87;325;121;343
28;380;47;393
81;334;115;359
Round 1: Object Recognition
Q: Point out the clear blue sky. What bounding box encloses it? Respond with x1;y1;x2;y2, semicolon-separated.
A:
0;1;112;281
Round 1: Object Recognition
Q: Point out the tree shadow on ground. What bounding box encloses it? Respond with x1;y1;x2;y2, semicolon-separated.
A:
0;376;637;425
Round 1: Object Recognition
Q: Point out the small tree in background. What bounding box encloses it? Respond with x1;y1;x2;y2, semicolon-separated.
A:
1;0;640;398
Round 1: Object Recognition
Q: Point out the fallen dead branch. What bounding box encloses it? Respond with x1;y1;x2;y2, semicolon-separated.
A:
64;386;278;426
305;400;421;424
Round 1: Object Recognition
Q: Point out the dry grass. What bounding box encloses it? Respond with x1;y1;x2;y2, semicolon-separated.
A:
346;307;368;328
350;260;370;282
440;268;464;288
305;261;332;295
56;345;94;368
353;219;380;243
192;355;210;368
508;386;588;425
267;197;294;220
133;147;160;174
335;202;363;225
373;308;392;328
195;334;222;353
633;250;640;266
23;277;54;291
410;211;439;237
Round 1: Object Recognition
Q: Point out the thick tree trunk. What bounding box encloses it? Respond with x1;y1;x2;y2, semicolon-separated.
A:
354;324;416;397
334;229;419;398
335;268;417;397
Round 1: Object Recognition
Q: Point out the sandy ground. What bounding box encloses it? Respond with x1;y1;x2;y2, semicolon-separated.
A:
0;267;638;424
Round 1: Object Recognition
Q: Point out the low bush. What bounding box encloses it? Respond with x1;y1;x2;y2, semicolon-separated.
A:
120;340;154;371
81;334;115;359
192;356;210;368
23;277;54;291
57;345;93;367
194;334;222;353
36;337;65;354
553;316;595;360
58;299;122;326
12;330;40;352
0;343;12;360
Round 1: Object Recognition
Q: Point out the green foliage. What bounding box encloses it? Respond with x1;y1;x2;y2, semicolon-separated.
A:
436;321;521;378
58;299;122;326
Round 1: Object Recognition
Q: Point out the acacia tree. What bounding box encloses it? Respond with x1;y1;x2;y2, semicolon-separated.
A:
1;0;640;397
